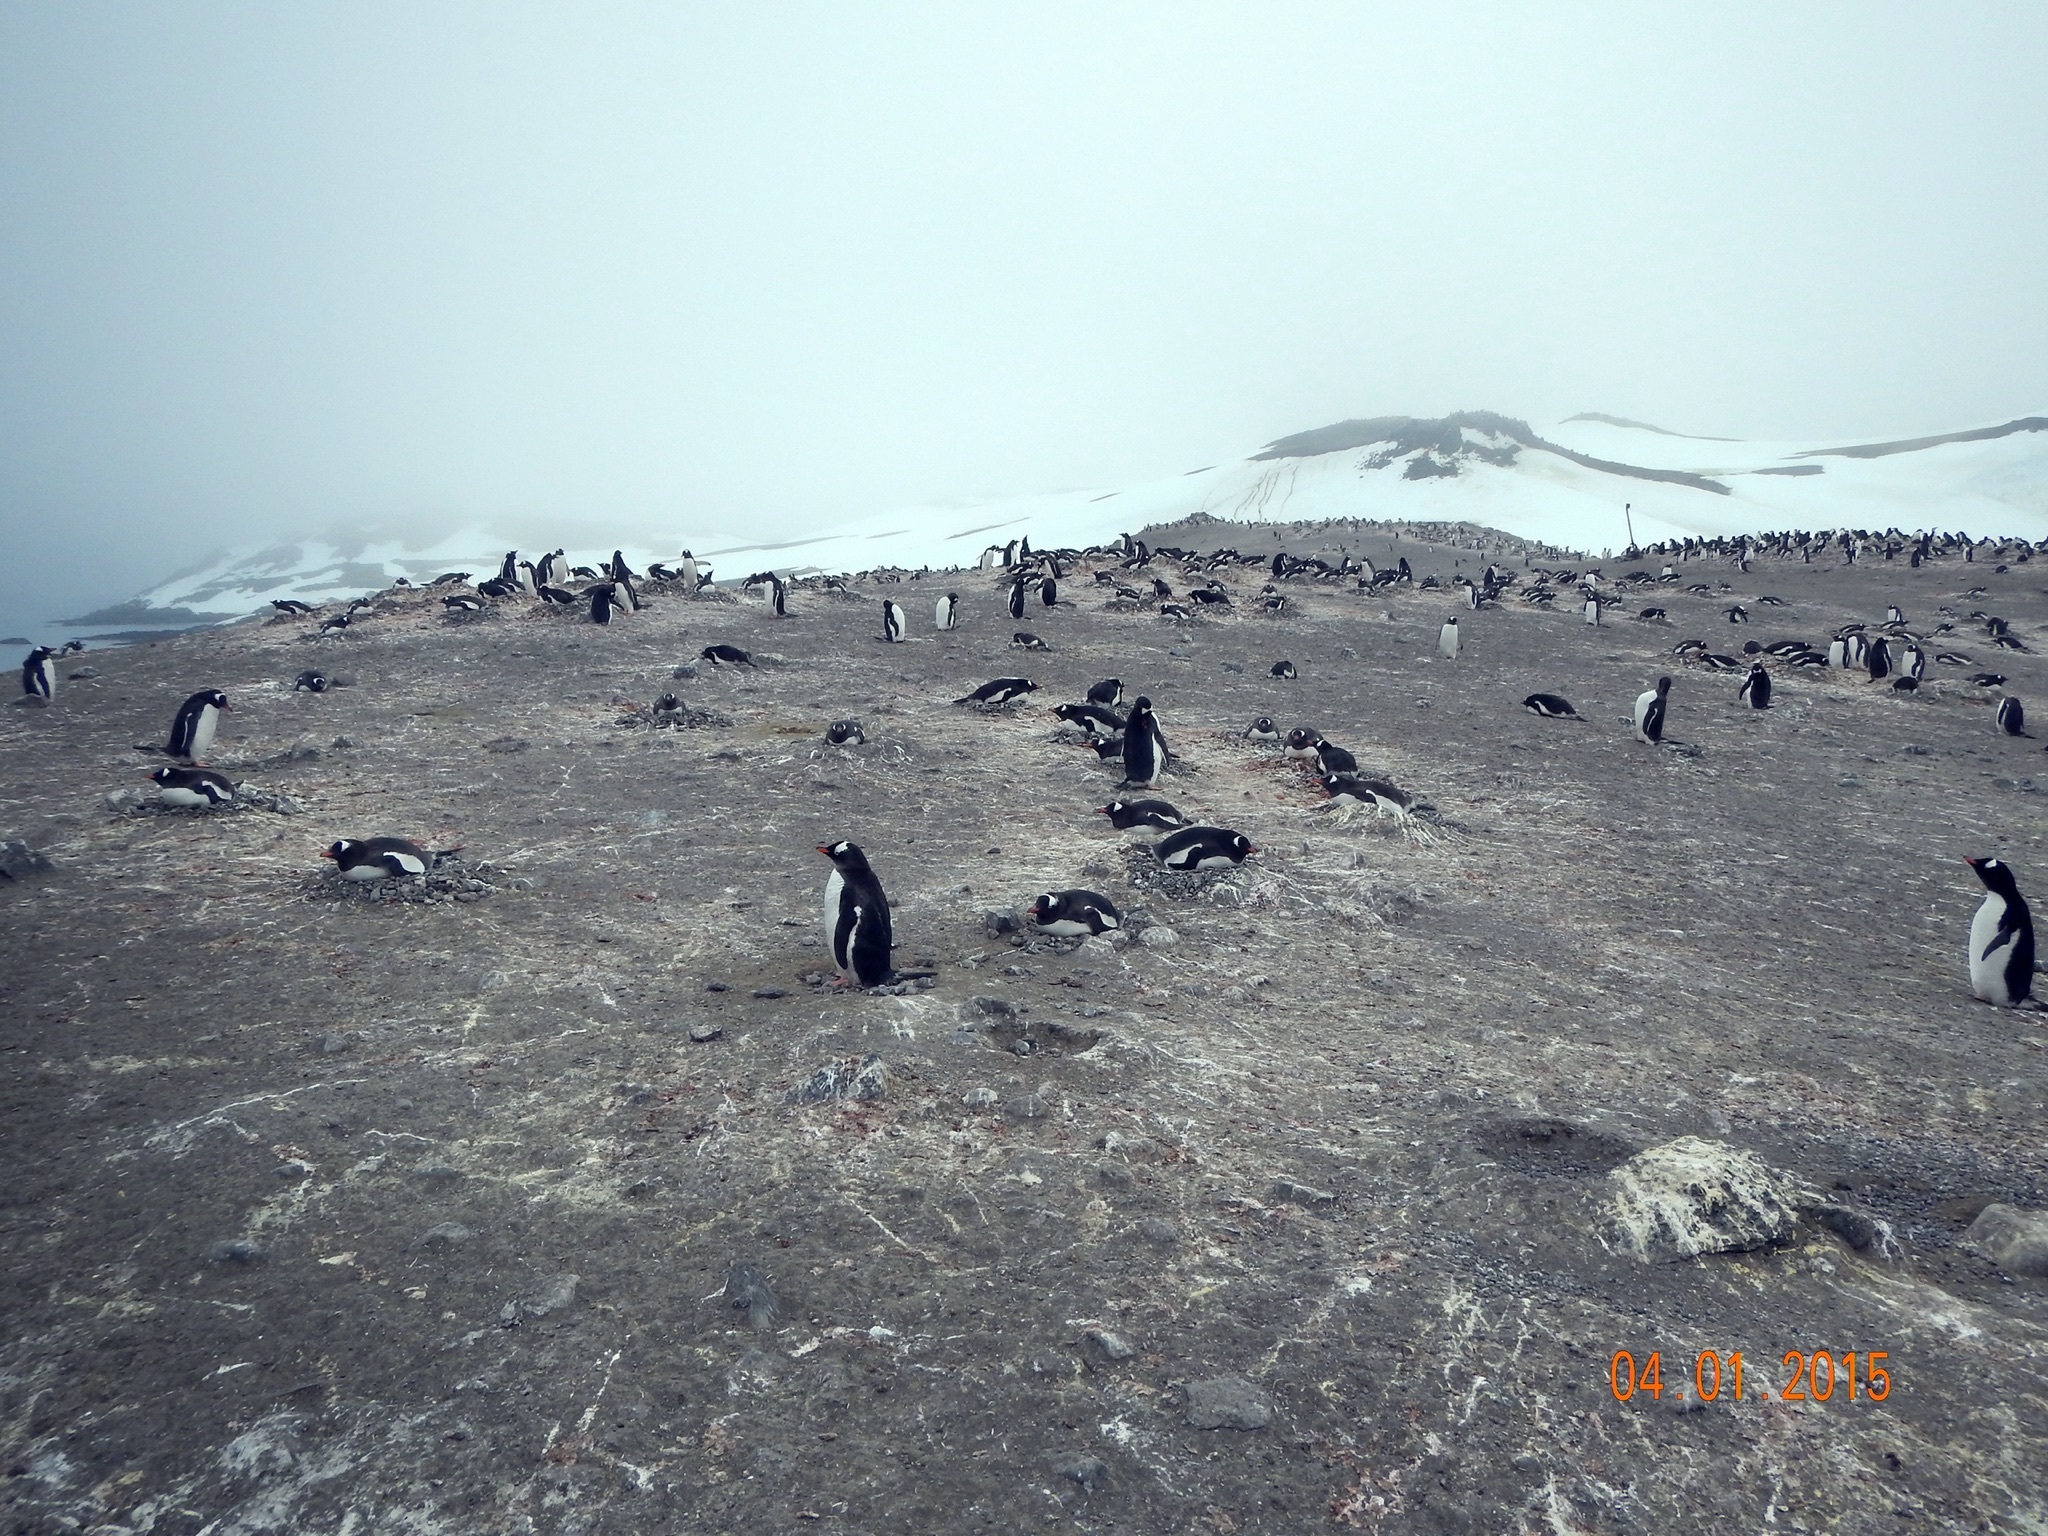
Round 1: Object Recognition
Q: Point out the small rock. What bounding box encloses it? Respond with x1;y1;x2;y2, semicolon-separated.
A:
1964;1204;2048;1277
1002;1093;1047;1122
414;1162;463;1182
963;1087;1000;1111
67;666;99;680
704;981;730;993
1602;1137;1810;1262
752;987;788;1000
970;995;1017;1018
688;1023;723;1044
0;841;54;881
1084;1329;1136;1363
208;1239;265;1264
723;1261;780;1329
1137;1218;1180;1245
1052;1455;1109;1492
790;1054;889;1105
331;735;359;749
523;1273;580;1317
1138;924;1180;949
982;907;1022;937
317;1031;355;1055
1271;1178;1337;1210
1811;1202;1887;1253
1095;1162;1134;1187
410;1222;476;1251
1010;1037;1038;1057
1184;1375;1272;1431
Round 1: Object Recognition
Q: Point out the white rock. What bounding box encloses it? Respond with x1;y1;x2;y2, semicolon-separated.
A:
1602;1136;1811;1263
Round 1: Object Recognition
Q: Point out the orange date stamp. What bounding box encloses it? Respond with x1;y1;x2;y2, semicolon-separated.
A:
1609;1349;1893;1405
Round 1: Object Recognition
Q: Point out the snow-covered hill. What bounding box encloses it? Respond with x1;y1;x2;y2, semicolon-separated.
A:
89;409;2048;636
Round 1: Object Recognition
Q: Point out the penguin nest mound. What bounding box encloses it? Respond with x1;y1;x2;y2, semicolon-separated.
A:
613;703;734;731
1122;846;1245;904
305;858;513;906
112;783;307;819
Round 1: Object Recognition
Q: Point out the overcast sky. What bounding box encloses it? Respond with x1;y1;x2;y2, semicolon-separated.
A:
3;3;2046;620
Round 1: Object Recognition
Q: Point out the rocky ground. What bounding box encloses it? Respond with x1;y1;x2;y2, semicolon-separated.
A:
2;518;2046;1535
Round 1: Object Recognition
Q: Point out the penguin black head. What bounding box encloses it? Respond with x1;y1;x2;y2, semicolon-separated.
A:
321;839;358;861
816;840;874;876
1130;696;1153;713
1656;676;1672;694
1244;716;1279;739
196;689;231;710
1966;856;2023;898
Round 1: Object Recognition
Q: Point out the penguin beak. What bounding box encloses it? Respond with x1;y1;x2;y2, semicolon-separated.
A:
815;845;832;857
319;848;336;859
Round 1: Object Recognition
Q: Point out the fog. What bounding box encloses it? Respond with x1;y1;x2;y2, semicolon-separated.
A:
3;3;2046;634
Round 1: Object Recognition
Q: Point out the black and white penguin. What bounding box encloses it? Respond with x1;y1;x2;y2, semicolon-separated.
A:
1313;738;1358;776
1243;716;1281;742
1900;644;1926;680
1098;797;1187;830
1438;619;1460;659
588;583;619;624
825;719;866;747
1521;693;1579;719
21;647;56;702
935;593;959;631
1271;661;1297;680
1086;678;1124;708
1007;577;1029;621
817;839;927;988
1633;677;1671;745
1040;575;1058;608
700;644;754;667
955;677;1039;707
498;550;521;587
1866;637;1891;682
881;599;906;643
443;593;487;612
1323;773;1412;817
270;599;315;615
766;576;787;617
1738;663;1772;709
322;837;434;880
1052;701;1125;737
1026;889;1123;937
1998;696;2030;737
166;689;231;762
1153;825;1254;871
1121;696;1170;787
1965;856;2035;1007
293;670;328;693
1011;632;1049;651
1283;726;1321;761
1583;596;1601;627
150;765;235;809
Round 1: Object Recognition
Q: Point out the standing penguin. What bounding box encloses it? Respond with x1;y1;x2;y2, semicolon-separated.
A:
1040;574;1058;608
677;553;699;594
881;599;906;643
165;689;231;762
1964;856;2035;1006
1007;576;1029;621
1633;676;1671;745
20;646;56;702
1738;663;1772;709
1998;696;2030;737
935;592;959;631
1438;619;1460;659
1866;637;1891;682
1583;595;1602;627
589;583;621;624
1121;696;1170;788
1086;678;1124;707
766;576;787;617
816;840;931;988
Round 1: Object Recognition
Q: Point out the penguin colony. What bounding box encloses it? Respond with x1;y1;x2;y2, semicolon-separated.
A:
17;521;2045;1011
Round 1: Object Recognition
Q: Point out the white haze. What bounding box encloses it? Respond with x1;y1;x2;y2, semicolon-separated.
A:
3;3;2047;637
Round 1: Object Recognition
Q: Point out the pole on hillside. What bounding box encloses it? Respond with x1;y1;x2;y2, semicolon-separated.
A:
1623;502;1636;551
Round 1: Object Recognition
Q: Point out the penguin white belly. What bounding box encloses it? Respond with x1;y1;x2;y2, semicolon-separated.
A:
824;870;851;972
187;707;219;761
1970;894;2019;1003
158;785;213;809
340;863;389;881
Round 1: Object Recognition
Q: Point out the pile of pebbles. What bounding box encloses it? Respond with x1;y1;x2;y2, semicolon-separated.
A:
1122;845;1243;903
308;856;514;906
614;696;734;731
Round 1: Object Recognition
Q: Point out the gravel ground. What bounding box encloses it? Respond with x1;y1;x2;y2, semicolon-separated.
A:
2;520;2045;1535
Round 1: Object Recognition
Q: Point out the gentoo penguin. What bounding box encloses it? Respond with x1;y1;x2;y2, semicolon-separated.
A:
1583;596;1601;627
1323;773;1412;817
1052;701;1125;737
817;840;929;988
1826;637;1849;668
1866;637;1891;682
1998;696;2030;737
1887;604;1906;625
150;765;235;809
935;592;959;631
825;719;866;747
766;576;787;617
166;689;231;762
881;599;906;643
1283;726;1321;761
1011;632;1049;651
443;593;487;612
1087;678;1124;707
1026;889;1123;937
21;647;55;702
1121;696;1170;787
293;670;328;693
1965;857;2035;1007
1522;693;1579;719
1633;677;1671;745
1098;797;1187;830
1153;825;1254;871
700;644;754;667
1271;661;1297;680
1040;575;1058;608
1313;738;1358;776
1438;619;1460;659
270;599;315;615
1007;577;1029;621
954;677;1039;707
1738;663;1773;709
588;583;619;624
677;553;700;593
1900;644;1926;680
1243;716;1281;742
322;837;434;880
